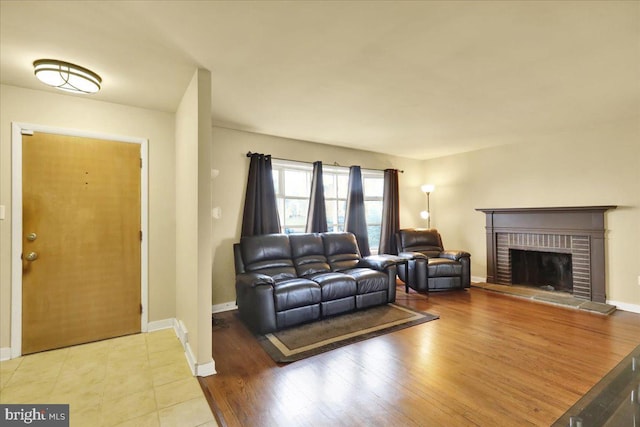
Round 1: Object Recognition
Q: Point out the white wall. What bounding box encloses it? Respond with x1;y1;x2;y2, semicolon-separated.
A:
422;117;640;307
0;84;177;350
175;70;213;374
210;126;425;305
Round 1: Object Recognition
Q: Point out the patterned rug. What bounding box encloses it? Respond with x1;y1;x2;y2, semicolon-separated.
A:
256;303;438;363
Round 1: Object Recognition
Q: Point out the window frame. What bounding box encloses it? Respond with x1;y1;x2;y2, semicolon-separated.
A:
271;159;384;253
272;159;312;234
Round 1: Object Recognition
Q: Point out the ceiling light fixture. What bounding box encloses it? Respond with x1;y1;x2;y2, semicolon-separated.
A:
33;59;102;94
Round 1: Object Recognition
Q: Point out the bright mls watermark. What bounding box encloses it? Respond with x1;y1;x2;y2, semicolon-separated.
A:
1;405;69;426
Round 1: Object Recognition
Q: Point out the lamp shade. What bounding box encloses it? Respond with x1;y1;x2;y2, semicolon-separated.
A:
34;59;101;94
421;184;435;193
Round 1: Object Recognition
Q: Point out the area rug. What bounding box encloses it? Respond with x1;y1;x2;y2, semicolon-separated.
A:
256;303;439;363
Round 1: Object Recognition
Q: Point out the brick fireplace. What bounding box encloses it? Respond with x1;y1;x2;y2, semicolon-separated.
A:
476;206;616;303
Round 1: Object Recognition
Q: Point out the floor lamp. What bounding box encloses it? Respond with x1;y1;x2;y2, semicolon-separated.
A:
420;184;435;229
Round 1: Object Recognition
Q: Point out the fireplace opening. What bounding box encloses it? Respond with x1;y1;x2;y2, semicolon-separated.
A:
510;249;573;292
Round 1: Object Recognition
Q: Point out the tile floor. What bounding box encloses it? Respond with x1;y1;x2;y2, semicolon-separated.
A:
0;329;218;427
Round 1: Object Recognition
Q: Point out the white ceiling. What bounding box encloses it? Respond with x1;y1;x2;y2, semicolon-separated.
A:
1;1;638;159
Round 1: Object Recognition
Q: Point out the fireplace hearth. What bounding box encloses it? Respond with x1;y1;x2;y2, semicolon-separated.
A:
476;206;616;303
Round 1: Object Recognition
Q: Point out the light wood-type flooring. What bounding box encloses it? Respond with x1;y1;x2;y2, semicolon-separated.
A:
199;285;640;427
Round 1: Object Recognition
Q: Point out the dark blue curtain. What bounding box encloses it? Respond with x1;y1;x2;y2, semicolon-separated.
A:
378;169;400;255
306;161;328;233
344;165;370;256
241;153;281;237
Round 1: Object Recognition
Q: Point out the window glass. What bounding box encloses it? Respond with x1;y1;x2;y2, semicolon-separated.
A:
272;170;280;196
337;200;346;231
276;198;285;225
364;177;384;198
325;200;336;229
337;175;349;199
284;170;310;197
323;174;336;198
367;225;381;250
365;200;383;224
284;199;308;227
365;200;383;250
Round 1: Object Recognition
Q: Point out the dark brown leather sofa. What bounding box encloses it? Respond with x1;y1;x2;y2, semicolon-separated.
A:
234;232;398;334
395;228;471;292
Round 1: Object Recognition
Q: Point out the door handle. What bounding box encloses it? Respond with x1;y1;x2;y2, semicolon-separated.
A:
25;252;38;262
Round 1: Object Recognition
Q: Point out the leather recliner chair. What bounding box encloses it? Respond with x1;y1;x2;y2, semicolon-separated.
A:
395;228;471;292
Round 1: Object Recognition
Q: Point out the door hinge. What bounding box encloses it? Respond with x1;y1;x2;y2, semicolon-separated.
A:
139;230;143;241
140;158;142;168
140;304;143;314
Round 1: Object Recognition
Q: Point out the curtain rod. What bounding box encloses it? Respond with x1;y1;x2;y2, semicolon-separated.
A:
245;151;404;173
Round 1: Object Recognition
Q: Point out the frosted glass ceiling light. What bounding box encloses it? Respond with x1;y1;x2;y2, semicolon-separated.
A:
33;59;102;94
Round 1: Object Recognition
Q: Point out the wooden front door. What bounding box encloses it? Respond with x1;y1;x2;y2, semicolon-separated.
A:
21;131;141;355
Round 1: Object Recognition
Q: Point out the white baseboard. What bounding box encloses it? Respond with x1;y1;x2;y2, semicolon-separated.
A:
176;320;216;376
195;358;216;377
0;347;11;361
175;319;189;347
212;301;237;313
147;318;176;332
185;342;196;374
183;343;216;376
607;300;640;314
471;275;487;284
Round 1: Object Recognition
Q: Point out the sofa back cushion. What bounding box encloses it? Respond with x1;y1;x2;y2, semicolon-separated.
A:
396;229;444;257
290;233;331;276
322;232;361;271
240;234;297;280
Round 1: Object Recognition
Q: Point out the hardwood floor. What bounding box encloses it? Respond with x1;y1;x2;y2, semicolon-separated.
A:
199;285;640;426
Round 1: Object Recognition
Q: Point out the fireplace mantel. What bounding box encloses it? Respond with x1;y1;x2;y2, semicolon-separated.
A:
476;206;616;303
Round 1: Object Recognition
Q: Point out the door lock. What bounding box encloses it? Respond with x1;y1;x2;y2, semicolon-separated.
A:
26;232;37;242
25;252;38;262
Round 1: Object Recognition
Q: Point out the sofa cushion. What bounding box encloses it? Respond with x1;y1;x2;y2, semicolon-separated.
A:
322;232;361;271
340;268;389;294
307;272;357;301
396;229;443;257
273;278;321;311
290;233;331;276
428;258;463;277
241;234;297;280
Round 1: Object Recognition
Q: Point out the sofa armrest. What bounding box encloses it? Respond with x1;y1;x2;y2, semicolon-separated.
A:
358;255;397;271
235;273;277;334
236;272;275;289
440;250;471;261
398;251;428;260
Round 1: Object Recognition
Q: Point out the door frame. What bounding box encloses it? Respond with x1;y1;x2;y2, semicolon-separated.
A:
11;122;149;358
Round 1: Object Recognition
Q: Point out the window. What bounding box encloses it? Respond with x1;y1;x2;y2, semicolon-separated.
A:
272;160;384;253
272;161;311;234
363;173;384;251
